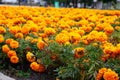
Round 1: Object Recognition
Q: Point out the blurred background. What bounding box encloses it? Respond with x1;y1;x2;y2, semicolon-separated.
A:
0;0;120;9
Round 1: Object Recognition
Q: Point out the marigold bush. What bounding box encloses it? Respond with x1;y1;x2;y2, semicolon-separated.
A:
0;6;120;80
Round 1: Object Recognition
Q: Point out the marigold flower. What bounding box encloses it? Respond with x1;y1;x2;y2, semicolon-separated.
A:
74;47;84;58
0;34;4;43
26;52;36;62
6;38;13;45
2;44;10;53
103;69;119;80
44;27;56;36
10;56;19;64
0;26;6;34
30;62;40;72
55;33;69;44
69;32;81;43
9;26;18;35
15;32;23;39
7;50;17;58
38;64;45;72
10;40;19;49
21;26;30;35
37;40;45;50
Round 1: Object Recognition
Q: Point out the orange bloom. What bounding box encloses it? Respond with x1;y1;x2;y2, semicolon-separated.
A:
103;69;119;80
21;26;30;35
10;40;19;49
44;27;56;36
7;50;17;58
9;27;18;35
2;44;10;53
10;56;19;64
38;64;45;72
31;39;38;44
0;34;4;43
55;33;69;44
74;47;84;58
30;62;40;72
26;52;36;62
15;32;24;39
30;25;38;32
6;38;13;45
37;40;45;50
96;68;107;80
69;32;81;44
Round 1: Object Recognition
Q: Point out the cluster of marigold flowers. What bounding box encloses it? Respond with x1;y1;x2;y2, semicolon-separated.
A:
96;68;119;80
0;6;120;73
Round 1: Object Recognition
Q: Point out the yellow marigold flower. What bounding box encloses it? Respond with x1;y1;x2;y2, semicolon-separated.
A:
55;33;69;44
25;36;33;41
0;26;6;34
0;34;4;43
30;25;38;32
10;40;19;49
31;38;38;44
69;32;81;43
10;56;19;64
26;52;36;62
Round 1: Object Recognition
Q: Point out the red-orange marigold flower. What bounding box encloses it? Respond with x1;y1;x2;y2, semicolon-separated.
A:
7;50;17;58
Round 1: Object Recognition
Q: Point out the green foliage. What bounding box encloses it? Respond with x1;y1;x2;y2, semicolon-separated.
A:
16;70;30;78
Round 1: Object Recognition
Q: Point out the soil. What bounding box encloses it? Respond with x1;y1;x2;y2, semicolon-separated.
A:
0;67;56;80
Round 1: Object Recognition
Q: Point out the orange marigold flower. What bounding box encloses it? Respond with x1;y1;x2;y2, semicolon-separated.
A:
10;56;19;64
96;68;107;80
37;40;45;50
30;62;40;72
38;64;45;72
9;27;18;35
15;32;23;39
21;26;30;35
10;40;19;49
104;26;114;35
0;34;4;43
2;44;10;53
7;50;17;58
6;38;13;45
103;69;119;80
74;47;84;58
44;27;56;36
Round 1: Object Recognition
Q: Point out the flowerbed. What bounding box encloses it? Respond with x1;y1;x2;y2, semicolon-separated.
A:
0;6;120;80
